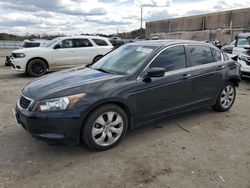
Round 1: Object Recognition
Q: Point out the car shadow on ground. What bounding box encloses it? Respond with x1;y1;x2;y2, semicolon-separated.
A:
0;66;56;80
241;77;250;83
2;106;213;158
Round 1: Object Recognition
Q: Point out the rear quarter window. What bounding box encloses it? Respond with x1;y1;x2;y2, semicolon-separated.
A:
223;53;229;61
92;39;109;46
23;42;40;47
211;48;222;62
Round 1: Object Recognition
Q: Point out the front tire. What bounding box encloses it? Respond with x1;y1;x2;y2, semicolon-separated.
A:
213;82;236;112
26;59;48;77
82;104;128;151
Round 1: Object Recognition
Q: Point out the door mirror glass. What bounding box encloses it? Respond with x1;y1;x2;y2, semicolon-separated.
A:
54;44;61;49
147;67;165;78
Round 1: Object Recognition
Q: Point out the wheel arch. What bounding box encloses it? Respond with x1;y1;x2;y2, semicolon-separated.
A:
26;57;49;72
92;55;104;63
79;100;134;141
226;76;241;87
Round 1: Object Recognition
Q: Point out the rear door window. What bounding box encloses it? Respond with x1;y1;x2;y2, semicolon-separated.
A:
73;39;93;47
149;45;187;72
92;39;109;46
188;45;214;66
58;39;74;48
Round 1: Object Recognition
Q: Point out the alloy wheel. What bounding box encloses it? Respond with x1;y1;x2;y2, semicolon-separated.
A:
220;85;235;109
30;61;45;75
92;111;124;147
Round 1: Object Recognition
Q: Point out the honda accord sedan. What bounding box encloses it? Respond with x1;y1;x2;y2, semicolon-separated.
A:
14;40;241;150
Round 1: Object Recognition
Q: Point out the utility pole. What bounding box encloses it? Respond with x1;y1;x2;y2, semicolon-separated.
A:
230;20;233;43
139;3;170;40
140;6;143;40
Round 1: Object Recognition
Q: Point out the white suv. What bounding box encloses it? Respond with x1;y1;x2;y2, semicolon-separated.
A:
10;36;113;77
232;33;250;77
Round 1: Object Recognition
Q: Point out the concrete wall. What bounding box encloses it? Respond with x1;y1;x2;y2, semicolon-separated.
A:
0;40;22;49
146;8;250;44
152;30;243;45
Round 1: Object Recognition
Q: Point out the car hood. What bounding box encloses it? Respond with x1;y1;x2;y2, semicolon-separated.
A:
222;45;233;49
22;67;121;100
12;47;49;54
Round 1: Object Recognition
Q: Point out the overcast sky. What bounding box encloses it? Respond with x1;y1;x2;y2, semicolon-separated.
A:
0;0;249;35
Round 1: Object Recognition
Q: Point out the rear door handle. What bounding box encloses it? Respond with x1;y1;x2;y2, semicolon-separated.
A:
217;65;225;70
182;73;191;79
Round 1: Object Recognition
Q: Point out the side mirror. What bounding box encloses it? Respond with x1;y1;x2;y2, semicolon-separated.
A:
143;67;165;82
147;67;165;77
54;44;61;49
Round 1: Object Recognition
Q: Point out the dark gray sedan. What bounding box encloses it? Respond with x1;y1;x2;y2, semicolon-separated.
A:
14;40;241;150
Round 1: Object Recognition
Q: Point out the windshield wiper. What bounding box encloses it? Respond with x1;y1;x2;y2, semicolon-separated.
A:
93;67;112;74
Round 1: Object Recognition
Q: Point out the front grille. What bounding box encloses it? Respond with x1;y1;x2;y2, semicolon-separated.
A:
19;95;33;110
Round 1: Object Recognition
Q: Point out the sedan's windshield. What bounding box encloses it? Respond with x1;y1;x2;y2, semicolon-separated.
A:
236;36;250;48
91;44;156;75
43;38;61;47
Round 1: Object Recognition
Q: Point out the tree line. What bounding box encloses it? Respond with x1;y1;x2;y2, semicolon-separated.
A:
0;28;145;41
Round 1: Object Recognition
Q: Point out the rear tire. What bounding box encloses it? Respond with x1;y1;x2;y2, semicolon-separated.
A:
26;59;48;77
93;55;103;64
213;82;236;112
82;104;128;151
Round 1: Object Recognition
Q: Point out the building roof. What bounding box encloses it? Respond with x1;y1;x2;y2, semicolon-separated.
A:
132;39;215;48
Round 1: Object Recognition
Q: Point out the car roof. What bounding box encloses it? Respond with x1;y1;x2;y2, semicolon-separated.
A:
56;35;109;40
132;39;216;48
238;33;250;37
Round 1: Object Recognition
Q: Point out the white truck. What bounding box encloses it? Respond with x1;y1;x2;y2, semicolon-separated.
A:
232;33;250;77
10;36;113;77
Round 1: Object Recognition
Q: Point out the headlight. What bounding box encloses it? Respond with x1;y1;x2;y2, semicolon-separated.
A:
14;53;26;58
36;93;86;112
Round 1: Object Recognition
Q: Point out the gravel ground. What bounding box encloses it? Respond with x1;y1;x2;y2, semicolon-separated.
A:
0;49;250;188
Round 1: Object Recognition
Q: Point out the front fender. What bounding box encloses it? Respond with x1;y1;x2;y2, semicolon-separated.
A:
78;97;136;129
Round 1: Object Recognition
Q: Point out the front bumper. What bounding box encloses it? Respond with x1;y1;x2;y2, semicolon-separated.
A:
14;107;83;145
10;58;27;72
5;56;11;66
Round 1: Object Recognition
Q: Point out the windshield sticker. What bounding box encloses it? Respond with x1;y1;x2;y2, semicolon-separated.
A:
136;47;153;53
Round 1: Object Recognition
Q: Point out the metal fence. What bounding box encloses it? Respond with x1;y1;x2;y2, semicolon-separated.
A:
0;41;22;49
